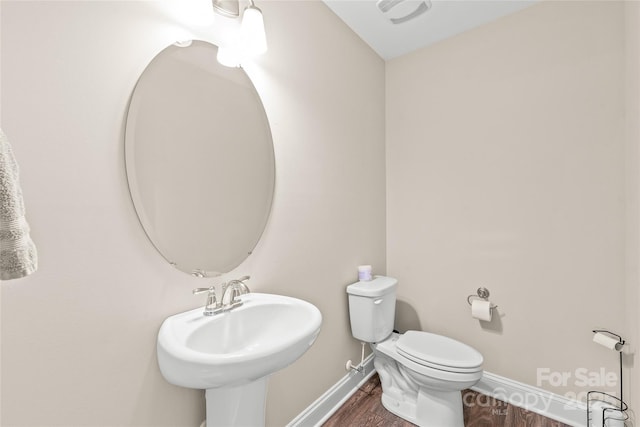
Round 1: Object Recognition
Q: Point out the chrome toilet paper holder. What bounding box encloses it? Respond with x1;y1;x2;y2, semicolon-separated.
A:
466;287;498;310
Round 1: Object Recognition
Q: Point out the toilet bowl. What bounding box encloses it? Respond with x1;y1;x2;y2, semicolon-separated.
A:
373;332;482;426
346;276;483;427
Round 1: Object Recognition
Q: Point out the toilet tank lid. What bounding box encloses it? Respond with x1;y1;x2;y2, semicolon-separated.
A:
347;276;397;297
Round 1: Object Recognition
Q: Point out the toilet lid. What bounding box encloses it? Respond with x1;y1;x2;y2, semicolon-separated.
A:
396;331;483;372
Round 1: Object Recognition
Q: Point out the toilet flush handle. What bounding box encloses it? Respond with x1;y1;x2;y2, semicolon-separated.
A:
374;298;383;305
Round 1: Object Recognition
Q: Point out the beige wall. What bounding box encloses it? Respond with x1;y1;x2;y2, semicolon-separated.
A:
625;0;640;419
387;0;636;413
0;1;385;426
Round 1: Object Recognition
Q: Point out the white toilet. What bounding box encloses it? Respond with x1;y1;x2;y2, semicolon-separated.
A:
347;276;483;427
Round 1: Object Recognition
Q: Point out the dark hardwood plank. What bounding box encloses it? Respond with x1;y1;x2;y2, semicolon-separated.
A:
323;375;571;427
323;375;415;427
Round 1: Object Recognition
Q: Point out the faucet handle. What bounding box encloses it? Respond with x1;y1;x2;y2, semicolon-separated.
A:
227;276;250;290
193;286;215;295
193;286;220;316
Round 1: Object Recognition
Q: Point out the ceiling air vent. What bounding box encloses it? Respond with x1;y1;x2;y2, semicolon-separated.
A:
376;0;431;25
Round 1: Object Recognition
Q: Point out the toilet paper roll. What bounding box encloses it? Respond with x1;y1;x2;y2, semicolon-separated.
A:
593;332;623;351
471;300;492;322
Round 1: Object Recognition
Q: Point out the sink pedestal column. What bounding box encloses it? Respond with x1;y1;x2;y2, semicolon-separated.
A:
205;377;268;427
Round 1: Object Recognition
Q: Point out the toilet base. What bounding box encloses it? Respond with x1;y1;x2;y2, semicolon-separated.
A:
372;333;479;427
380;388;464;427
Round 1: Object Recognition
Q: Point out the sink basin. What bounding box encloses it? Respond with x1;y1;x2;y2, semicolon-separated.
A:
157;293;322;390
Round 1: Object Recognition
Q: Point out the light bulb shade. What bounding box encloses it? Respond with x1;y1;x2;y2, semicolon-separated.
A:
241;5;267;56
217;45;241;68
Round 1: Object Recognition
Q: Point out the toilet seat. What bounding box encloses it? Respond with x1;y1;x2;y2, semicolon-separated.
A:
396;331;483;373
374;332;483;385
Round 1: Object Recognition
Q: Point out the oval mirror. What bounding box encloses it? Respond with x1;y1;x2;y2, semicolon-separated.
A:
125;40;275;277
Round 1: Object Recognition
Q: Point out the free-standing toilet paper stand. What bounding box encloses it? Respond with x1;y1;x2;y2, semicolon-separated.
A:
587;329;628;427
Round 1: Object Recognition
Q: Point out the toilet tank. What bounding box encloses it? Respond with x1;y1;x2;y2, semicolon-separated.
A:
346;276;397;343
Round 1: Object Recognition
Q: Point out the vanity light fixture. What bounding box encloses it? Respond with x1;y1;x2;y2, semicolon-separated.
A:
213;0;267;67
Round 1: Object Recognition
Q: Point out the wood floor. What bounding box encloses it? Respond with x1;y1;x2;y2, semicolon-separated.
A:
322;374;571;427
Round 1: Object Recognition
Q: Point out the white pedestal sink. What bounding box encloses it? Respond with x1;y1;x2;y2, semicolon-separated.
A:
157;293;322;427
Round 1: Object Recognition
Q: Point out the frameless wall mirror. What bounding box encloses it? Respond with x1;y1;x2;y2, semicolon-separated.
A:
125;40;275;277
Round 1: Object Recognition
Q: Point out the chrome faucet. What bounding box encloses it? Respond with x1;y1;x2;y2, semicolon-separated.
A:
193;276;251;316
192;286;220;316
221;275;251;308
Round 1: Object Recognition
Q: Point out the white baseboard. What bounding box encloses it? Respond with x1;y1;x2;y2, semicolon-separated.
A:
472;371;588;427
288;361;589;427
286;354;376;427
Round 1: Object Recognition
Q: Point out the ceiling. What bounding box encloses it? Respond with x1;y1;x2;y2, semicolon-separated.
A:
322;0;537;60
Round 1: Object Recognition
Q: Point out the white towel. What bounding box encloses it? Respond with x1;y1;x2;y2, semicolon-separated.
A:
0;128;37;280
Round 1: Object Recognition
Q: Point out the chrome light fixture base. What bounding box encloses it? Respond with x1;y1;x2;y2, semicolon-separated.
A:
212;0;239;18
